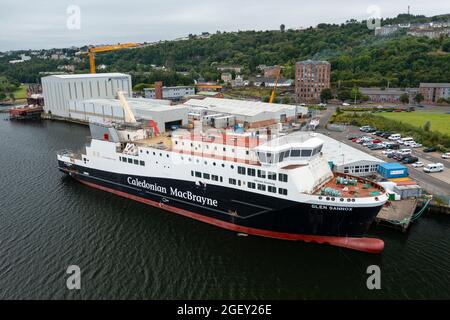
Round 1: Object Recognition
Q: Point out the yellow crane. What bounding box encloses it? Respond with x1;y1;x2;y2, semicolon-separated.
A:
268;66;282;104
81;43;142;73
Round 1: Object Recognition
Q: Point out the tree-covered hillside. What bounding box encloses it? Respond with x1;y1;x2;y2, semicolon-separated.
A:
1;14;449;88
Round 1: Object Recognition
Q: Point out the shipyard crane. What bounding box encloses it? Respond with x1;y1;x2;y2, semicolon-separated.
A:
80;43;142;74
268;66;282;104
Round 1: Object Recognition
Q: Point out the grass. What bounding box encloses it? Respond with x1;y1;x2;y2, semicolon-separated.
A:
12;84;28;100
378;112;450;136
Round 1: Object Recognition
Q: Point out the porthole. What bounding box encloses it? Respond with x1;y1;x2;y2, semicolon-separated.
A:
347;199;351;202
352;199;356;202
326;197;330;201
331;197;335;201
340;198;344;202
319;196;323;200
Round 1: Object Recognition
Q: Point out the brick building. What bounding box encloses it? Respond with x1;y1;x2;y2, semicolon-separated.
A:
419;83;450;104
296;60;331;103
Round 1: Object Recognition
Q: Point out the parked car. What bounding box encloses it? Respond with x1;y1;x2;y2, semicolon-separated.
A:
371;139;382;144
374;131;384;136
387;153;396;158
410;143;422;148
382;150;395;155
423;163;444;173
363;141;374;147
442;152;450;159
347;134;360;140
423;147;437;153
380;132;393;138
318;103;327;107
369;144;384;150
342;103;351;106
412;162;424;168
388;134;401;141
402;156;419;164
399;137;414;145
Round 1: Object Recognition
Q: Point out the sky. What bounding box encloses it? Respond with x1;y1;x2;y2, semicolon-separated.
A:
1;0;449;51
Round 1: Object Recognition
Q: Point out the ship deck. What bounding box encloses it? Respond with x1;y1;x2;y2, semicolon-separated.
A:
314;173;384;198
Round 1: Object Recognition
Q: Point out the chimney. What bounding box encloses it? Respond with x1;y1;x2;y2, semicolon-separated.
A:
155;81;163;100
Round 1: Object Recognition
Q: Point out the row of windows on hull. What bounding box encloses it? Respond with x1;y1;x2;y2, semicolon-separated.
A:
237;166;288;182
191;171;288;196
119;156;145;166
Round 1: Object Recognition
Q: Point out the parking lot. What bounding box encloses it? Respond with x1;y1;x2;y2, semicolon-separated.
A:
319;125;450;195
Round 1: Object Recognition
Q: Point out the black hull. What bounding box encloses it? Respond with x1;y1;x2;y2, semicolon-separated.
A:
58;161;384;243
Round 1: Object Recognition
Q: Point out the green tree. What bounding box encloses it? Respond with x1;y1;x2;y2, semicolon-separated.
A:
337;89;351;102
320;88;333;103
400;93;409;104
414;93;424;104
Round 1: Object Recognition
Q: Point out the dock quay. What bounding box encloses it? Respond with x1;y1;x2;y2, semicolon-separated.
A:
375;198;418;232
375;196;433;232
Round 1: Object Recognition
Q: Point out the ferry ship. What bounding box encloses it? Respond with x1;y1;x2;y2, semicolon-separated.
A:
57;94;388;253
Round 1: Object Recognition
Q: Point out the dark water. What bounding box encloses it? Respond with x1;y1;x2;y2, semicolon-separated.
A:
1;113;449;300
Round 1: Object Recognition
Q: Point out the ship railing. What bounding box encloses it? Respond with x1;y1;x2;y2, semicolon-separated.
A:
56;149;82;160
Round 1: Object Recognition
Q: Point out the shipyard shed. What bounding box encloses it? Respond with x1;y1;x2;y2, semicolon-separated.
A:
309;133;385;177
378;162;409;179
184;97;307;128
69;98;187;133
42;73;132;118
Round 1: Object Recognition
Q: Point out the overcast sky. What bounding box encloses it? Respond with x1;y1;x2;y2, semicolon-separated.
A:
1;0;449;51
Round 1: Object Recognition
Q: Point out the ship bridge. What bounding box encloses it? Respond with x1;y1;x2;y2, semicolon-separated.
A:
254;133;324;168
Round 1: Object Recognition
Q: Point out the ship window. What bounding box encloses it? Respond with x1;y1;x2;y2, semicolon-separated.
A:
257;170;266;178
128;158;133;164
257;152;267;162
191;171;194;176
231;165;234;169
301;149;312;157
195;171;202;178
246;150;249;155
247;168;256;176
278;188;288;195
146;151;149;154
175;141;178;145
290;149;301;157
220;177;223;182
279;152;285;162
279;173;288;182
268;172;277;180
203;173;210;180
238;180;241;186
229;178;237;185
134;159;139;165
139;161;145;166
212;175;219;181
121;157;127;162
213;162;216;166
284;150;290;158
248;182;256;189
268;186;276;193
238;166;246;175
257;184;266;191
221;164;225;168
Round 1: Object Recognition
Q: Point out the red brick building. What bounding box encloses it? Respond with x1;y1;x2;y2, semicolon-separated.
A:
296;60;331;103
419;83;450;104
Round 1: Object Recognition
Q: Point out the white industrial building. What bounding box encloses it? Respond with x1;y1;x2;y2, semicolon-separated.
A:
144;86;195;100
42;73;132;118
314;133;385;176
184;97;308;128
69;98;188;133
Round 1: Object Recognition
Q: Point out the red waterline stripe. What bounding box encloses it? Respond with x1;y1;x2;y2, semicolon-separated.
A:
74;177;384;254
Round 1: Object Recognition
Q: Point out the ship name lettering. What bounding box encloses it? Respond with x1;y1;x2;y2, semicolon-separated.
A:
170;187;218;207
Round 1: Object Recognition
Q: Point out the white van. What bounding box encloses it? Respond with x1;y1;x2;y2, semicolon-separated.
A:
423;163;444;173
397;149;412;156
389;134;401;141
399;137;414;145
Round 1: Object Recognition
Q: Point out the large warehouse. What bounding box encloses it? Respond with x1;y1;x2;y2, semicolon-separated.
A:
69;98;188;133
42;73;132;117
184;97;307;128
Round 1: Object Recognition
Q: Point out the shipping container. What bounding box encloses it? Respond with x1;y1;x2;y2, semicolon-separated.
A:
377;162;409;179
393;185;422;199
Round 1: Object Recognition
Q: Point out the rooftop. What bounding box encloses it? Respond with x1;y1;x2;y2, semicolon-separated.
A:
296;60;330;65
184;97;297;117
312;133;383;166
420;83;450;88
43;73;130;79
378;162;408;170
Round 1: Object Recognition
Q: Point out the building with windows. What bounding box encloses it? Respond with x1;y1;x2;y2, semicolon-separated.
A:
359;87;419;103
419;83;450;104
143;86;195;101
303;132;385;177
295;60;331;103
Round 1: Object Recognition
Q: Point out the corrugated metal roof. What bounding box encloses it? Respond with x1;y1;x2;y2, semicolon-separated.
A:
419;83;450;88
184;97;297;117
